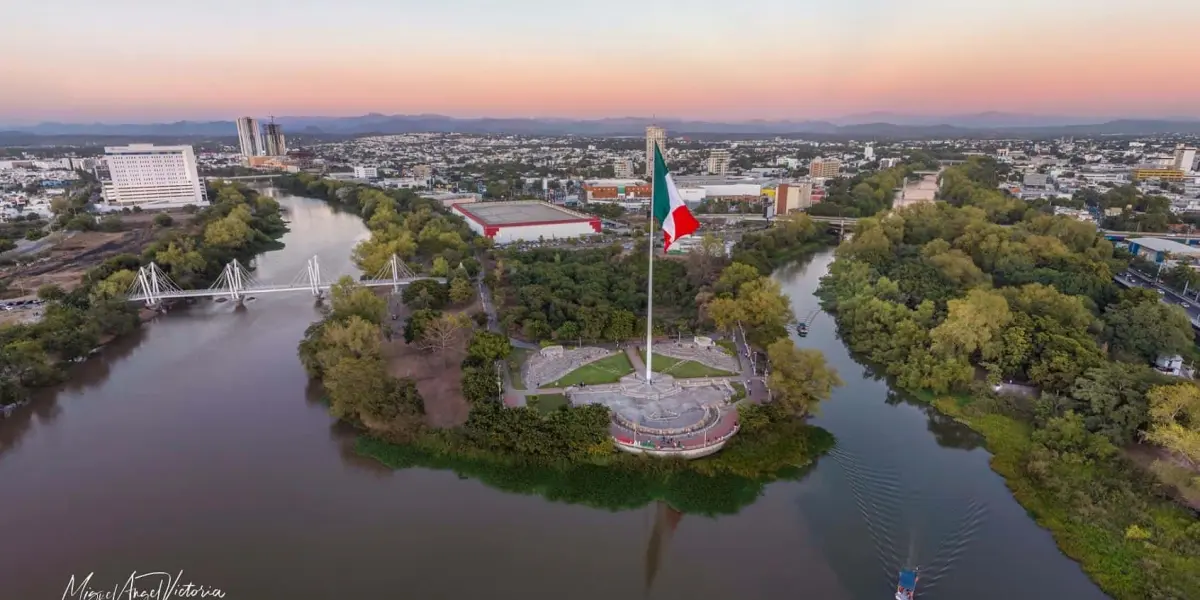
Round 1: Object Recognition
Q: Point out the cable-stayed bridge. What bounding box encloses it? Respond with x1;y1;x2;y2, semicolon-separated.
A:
126;254;442;306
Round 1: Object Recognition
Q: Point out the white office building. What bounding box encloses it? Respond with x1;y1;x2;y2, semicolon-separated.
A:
235;117;264;158
353;165;378;179
101;144;207;207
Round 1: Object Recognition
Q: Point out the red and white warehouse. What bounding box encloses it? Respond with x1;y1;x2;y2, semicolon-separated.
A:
452;201;601;245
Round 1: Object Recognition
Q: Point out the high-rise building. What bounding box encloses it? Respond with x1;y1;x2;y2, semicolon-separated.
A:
1174;144;1197;173
613;158;634;178
645;125;666;176
864;144;875;160
101;144;206;206
706;149;731;176
809;157;842;179
264;123;287;156
235;117;264;158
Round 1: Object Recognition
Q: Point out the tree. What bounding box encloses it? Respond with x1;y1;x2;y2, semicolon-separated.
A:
467;331;512;362
766;339;842;416
329;276;387;324
314;316;383;374
402;279;449;310
448;277;474;305
431;256;450;277
1104;297;1194;363
1068;363;1161;444
90;269;136;303
203;213;253;248
930;288;1011;358
154;242;206;282
153;213;174;227
323;356;391;422
36;284;66;302
1144;383;1200;468
419;313;468;364
715;262;761;296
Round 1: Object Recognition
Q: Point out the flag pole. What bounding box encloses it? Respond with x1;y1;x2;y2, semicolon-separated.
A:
646;154;655;383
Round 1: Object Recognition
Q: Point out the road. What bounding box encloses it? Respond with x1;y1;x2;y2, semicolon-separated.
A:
1116;269;1200;326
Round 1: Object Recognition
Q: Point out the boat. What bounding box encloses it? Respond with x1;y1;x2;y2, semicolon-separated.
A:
895;567;918;600
796;322;809;336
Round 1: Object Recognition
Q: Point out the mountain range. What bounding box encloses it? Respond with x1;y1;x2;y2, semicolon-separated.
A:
3;112;1200;140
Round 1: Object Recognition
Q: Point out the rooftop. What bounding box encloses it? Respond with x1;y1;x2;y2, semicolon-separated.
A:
1127;237;1200;255
455;201;591;226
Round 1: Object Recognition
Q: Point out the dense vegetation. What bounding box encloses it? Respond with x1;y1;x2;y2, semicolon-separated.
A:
806;150;940;218
819;158;1200;600
493;214;830;343
296;181;845;513
0;181;287;404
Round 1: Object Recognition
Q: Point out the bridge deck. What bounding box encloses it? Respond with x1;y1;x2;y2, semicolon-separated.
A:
129;277;444;301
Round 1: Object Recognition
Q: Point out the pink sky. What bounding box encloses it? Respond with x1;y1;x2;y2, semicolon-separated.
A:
2;0;1199;123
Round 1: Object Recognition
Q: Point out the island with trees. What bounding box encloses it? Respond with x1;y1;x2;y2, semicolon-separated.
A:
287;171;844;514
0;181;287;407
818;158;1200;600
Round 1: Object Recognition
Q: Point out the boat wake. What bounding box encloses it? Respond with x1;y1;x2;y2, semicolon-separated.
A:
827;447;988;595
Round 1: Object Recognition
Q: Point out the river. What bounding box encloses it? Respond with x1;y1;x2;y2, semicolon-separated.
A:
0;192;1106;600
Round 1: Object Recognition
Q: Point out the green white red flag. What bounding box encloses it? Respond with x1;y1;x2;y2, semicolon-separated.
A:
650;143;699;251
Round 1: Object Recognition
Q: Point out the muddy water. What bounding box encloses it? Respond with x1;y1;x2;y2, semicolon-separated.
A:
0;195;1106;599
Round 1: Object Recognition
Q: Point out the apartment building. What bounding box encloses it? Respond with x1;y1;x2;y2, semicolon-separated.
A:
706;149;731;176
235;117;264;157
809;157;842;179
645;125;666;176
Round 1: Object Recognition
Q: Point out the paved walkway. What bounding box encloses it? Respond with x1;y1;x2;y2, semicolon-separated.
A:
476;268;769;407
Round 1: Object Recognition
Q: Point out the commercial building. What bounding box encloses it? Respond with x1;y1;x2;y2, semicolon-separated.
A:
101;144;207;206
706;149;731;175
1132;167;1186;182
773;181;815;214
1175;145;1197;173
583;180;652;210
264;123;287;156
452;201;600;244
613;158;634;178
810;157;841;179
1126;237;1200;263
352;165;378;179
645;125;666;176
235;117;264;158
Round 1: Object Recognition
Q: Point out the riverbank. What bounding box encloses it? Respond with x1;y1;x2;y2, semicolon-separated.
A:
0;181;287;411
816;181;1200;600
927;393;1199;600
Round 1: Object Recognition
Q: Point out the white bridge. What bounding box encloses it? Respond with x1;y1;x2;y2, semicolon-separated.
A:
127;254;441;306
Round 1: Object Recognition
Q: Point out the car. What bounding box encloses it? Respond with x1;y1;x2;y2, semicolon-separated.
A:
1158;289;1166;295
1183;302;1191;309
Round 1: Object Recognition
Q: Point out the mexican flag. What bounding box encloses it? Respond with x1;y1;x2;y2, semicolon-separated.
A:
651;143;699;251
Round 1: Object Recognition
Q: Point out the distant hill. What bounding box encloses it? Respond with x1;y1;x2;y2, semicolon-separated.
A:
3;114;1200;142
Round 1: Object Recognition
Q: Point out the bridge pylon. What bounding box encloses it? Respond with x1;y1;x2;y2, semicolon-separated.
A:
129;262;183;307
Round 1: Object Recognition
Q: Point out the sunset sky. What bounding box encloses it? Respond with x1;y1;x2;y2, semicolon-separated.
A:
3;0;1199;123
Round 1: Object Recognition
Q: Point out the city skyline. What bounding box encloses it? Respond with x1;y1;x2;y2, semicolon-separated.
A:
3;0;1200;123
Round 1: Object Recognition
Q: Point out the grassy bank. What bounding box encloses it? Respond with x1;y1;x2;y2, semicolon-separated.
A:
356;416;834;516
930;394;1200;600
